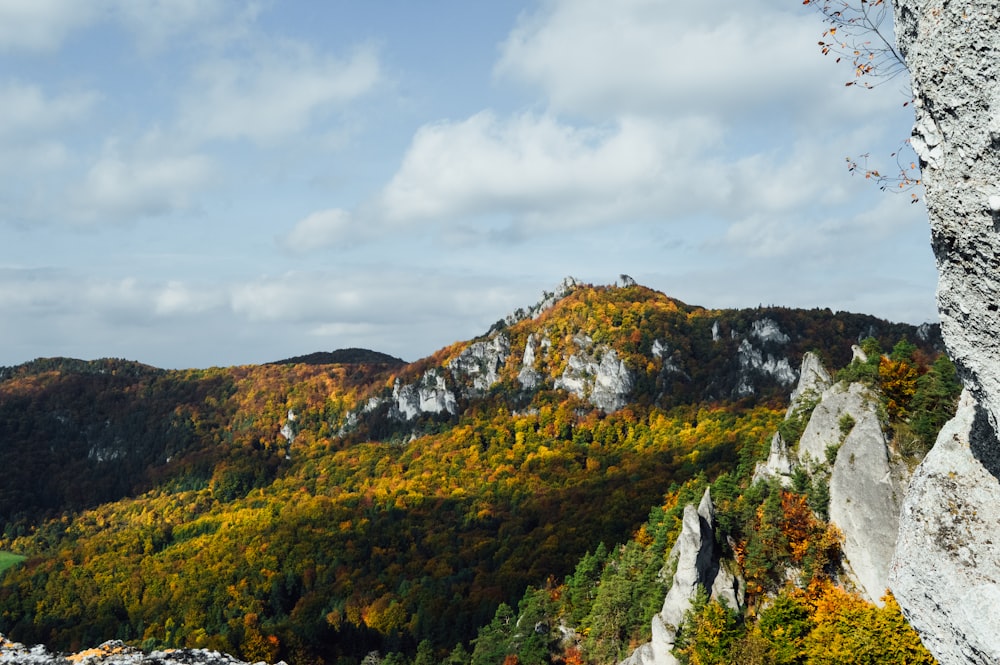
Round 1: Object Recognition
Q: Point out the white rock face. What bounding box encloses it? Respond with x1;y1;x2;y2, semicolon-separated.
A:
789;351;832;411
827;396;907;605
751;432;794;487
620;490;742;665
735;339;797;396
390;369;457;420
886;5;1000;659
797;382;869;471
555;345;633;412
890;391;1000;664
794;380;908;605
279;409;296;443
0;635;283;665
517;333;541;390
749;318;790;345
448;333;510;395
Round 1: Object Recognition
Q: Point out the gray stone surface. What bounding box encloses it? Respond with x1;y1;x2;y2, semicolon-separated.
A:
793;379;907;604
889;391;1000;665
447;333;510;395
0;636;282;665
796;382;871;472
620;490;743;665
555;344;633;413
890;3;1000;661
827;391;906;605
788;351;832;412
751;432;794;487
389;369;457;420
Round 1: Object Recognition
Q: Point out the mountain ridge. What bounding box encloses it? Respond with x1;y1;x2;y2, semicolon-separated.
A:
0;280;951;664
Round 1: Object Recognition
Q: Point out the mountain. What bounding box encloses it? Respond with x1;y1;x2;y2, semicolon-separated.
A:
0;280;951;664
268;349;406;366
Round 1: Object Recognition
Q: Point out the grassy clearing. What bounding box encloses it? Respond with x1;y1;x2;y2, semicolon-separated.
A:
0;551;25;575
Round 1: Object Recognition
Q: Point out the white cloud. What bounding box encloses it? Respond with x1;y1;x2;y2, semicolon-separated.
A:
111;0;238;53
76;145;214;222
0;0;101;51
180;42;382;144
379;111;721;227
0;81;99;137
284;209;361;252
496;0;901;126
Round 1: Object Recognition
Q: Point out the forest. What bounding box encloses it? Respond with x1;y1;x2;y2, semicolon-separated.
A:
0;283;957;664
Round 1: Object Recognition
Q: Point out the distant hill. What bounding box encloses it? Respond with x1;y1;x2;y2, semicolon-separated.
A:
268;348;406;366
0;280;949;664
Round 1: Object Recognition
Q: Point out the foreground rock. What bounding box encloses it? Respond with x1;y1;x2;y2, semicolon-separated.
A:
620;489;742;665
0;635;284;665
891;3;1000;661
890;391;1000;664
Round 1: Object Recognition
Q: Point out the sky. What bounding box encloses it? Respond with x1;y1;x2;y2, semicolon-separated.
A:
0;0;937;369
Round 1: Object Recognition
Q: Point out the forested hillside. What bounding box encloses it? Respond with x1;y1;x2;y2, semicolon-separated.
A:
0;281;954;664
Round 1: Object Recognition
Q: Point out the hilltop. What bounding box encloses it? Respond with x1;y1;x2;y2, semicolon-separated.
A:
0;280;952;664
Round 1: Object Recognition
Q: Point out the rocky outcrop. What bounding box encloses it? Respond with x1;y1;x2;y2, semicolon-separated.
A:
278;409;296;443
889;391;1000;664
0;635;283;665
389;369;457;420
517;333;541;390
447;333;510;396
826;390;907;605
620;489;742;665
794;377;908;604
751;432;795;487
789;351;832;411
734;319;797;397
554;336;633;412
797;382;870;472
888;5;1000;661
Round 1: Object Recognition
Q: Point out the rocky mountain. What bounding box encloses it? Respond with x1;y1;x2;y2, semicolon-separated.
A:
0;279;953;664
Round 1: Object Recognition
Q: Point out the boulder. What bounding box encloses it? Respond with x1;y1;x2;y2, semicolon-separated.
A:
889;391;1000;664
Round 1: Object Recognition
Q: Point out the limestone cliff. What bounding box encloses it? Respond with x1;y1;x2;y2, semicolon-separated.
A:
889;391;1000;664
620;489;742;665
890;2;1000;661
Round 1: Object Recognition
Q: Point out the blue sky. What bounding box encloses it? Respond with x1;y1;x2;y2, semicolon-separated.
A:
0;0;936;369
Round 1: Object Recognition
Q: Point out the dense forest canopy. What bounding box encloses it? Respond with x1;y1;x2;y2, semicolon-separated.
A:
0;283;954;664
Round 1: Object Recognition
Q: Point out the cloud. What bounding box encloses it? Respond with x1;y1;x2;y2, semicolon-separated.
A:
0;0;101;51
495;0;900;125
0;81;99;138
284;209;364;252
378;111;721;227
180;42;382;144
75;144;215;222
111;0;239;53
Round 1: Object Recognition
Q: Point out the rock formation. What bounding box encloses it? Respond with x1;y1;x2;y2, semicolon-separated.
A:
751;432;795;487
0;635;284;665
889;391;1000;664
554;336;634;412
733;319;797;397
389;369;457;420
795;379;907;604
620;489;742;665
447;333;510;395
890;2;1000;661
